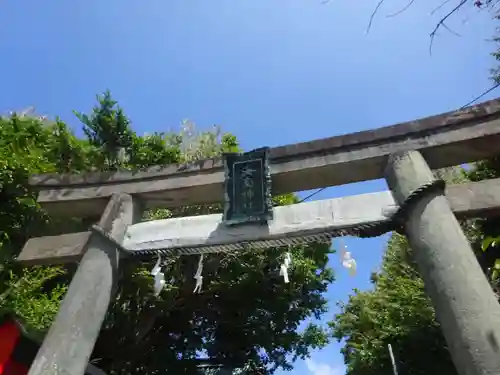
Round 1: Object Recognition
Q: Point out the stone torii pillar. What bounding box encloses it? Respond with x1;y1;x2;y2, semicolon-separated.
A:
27;194;142;375
386;150;500;375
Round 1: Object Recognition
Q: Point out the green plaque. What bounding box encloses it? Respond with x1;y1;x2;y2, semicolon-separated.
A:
223;147;273;226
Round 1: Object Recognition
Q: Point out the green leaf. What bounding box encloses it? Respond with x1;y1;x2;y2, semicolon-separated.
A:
492;270;499;281
494;259;500;270
482;236;499;252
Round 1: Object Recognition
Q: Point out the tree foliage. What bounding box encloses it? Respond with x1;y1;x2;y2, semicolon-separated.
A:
330;235;456;375
0;92;334;374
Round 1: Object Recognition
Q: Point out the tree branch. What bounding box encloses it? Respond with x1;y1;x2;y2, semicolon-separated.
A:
429;0;468;55
367;0;386;34
431;0;455;15
460;81;500;108
441;22;462;36
386;0;417;18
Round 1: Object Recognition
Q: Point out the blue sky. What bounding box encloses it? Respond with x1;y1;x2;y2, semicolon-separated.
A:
0;0;498;374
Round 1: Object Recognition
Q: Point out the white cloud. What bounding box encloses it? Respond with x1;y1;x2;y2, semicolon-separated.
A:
305;359;344;375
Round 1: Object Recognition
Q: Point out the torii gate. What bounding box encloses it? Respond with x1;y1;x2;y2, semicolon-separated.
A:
19;98;500;375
